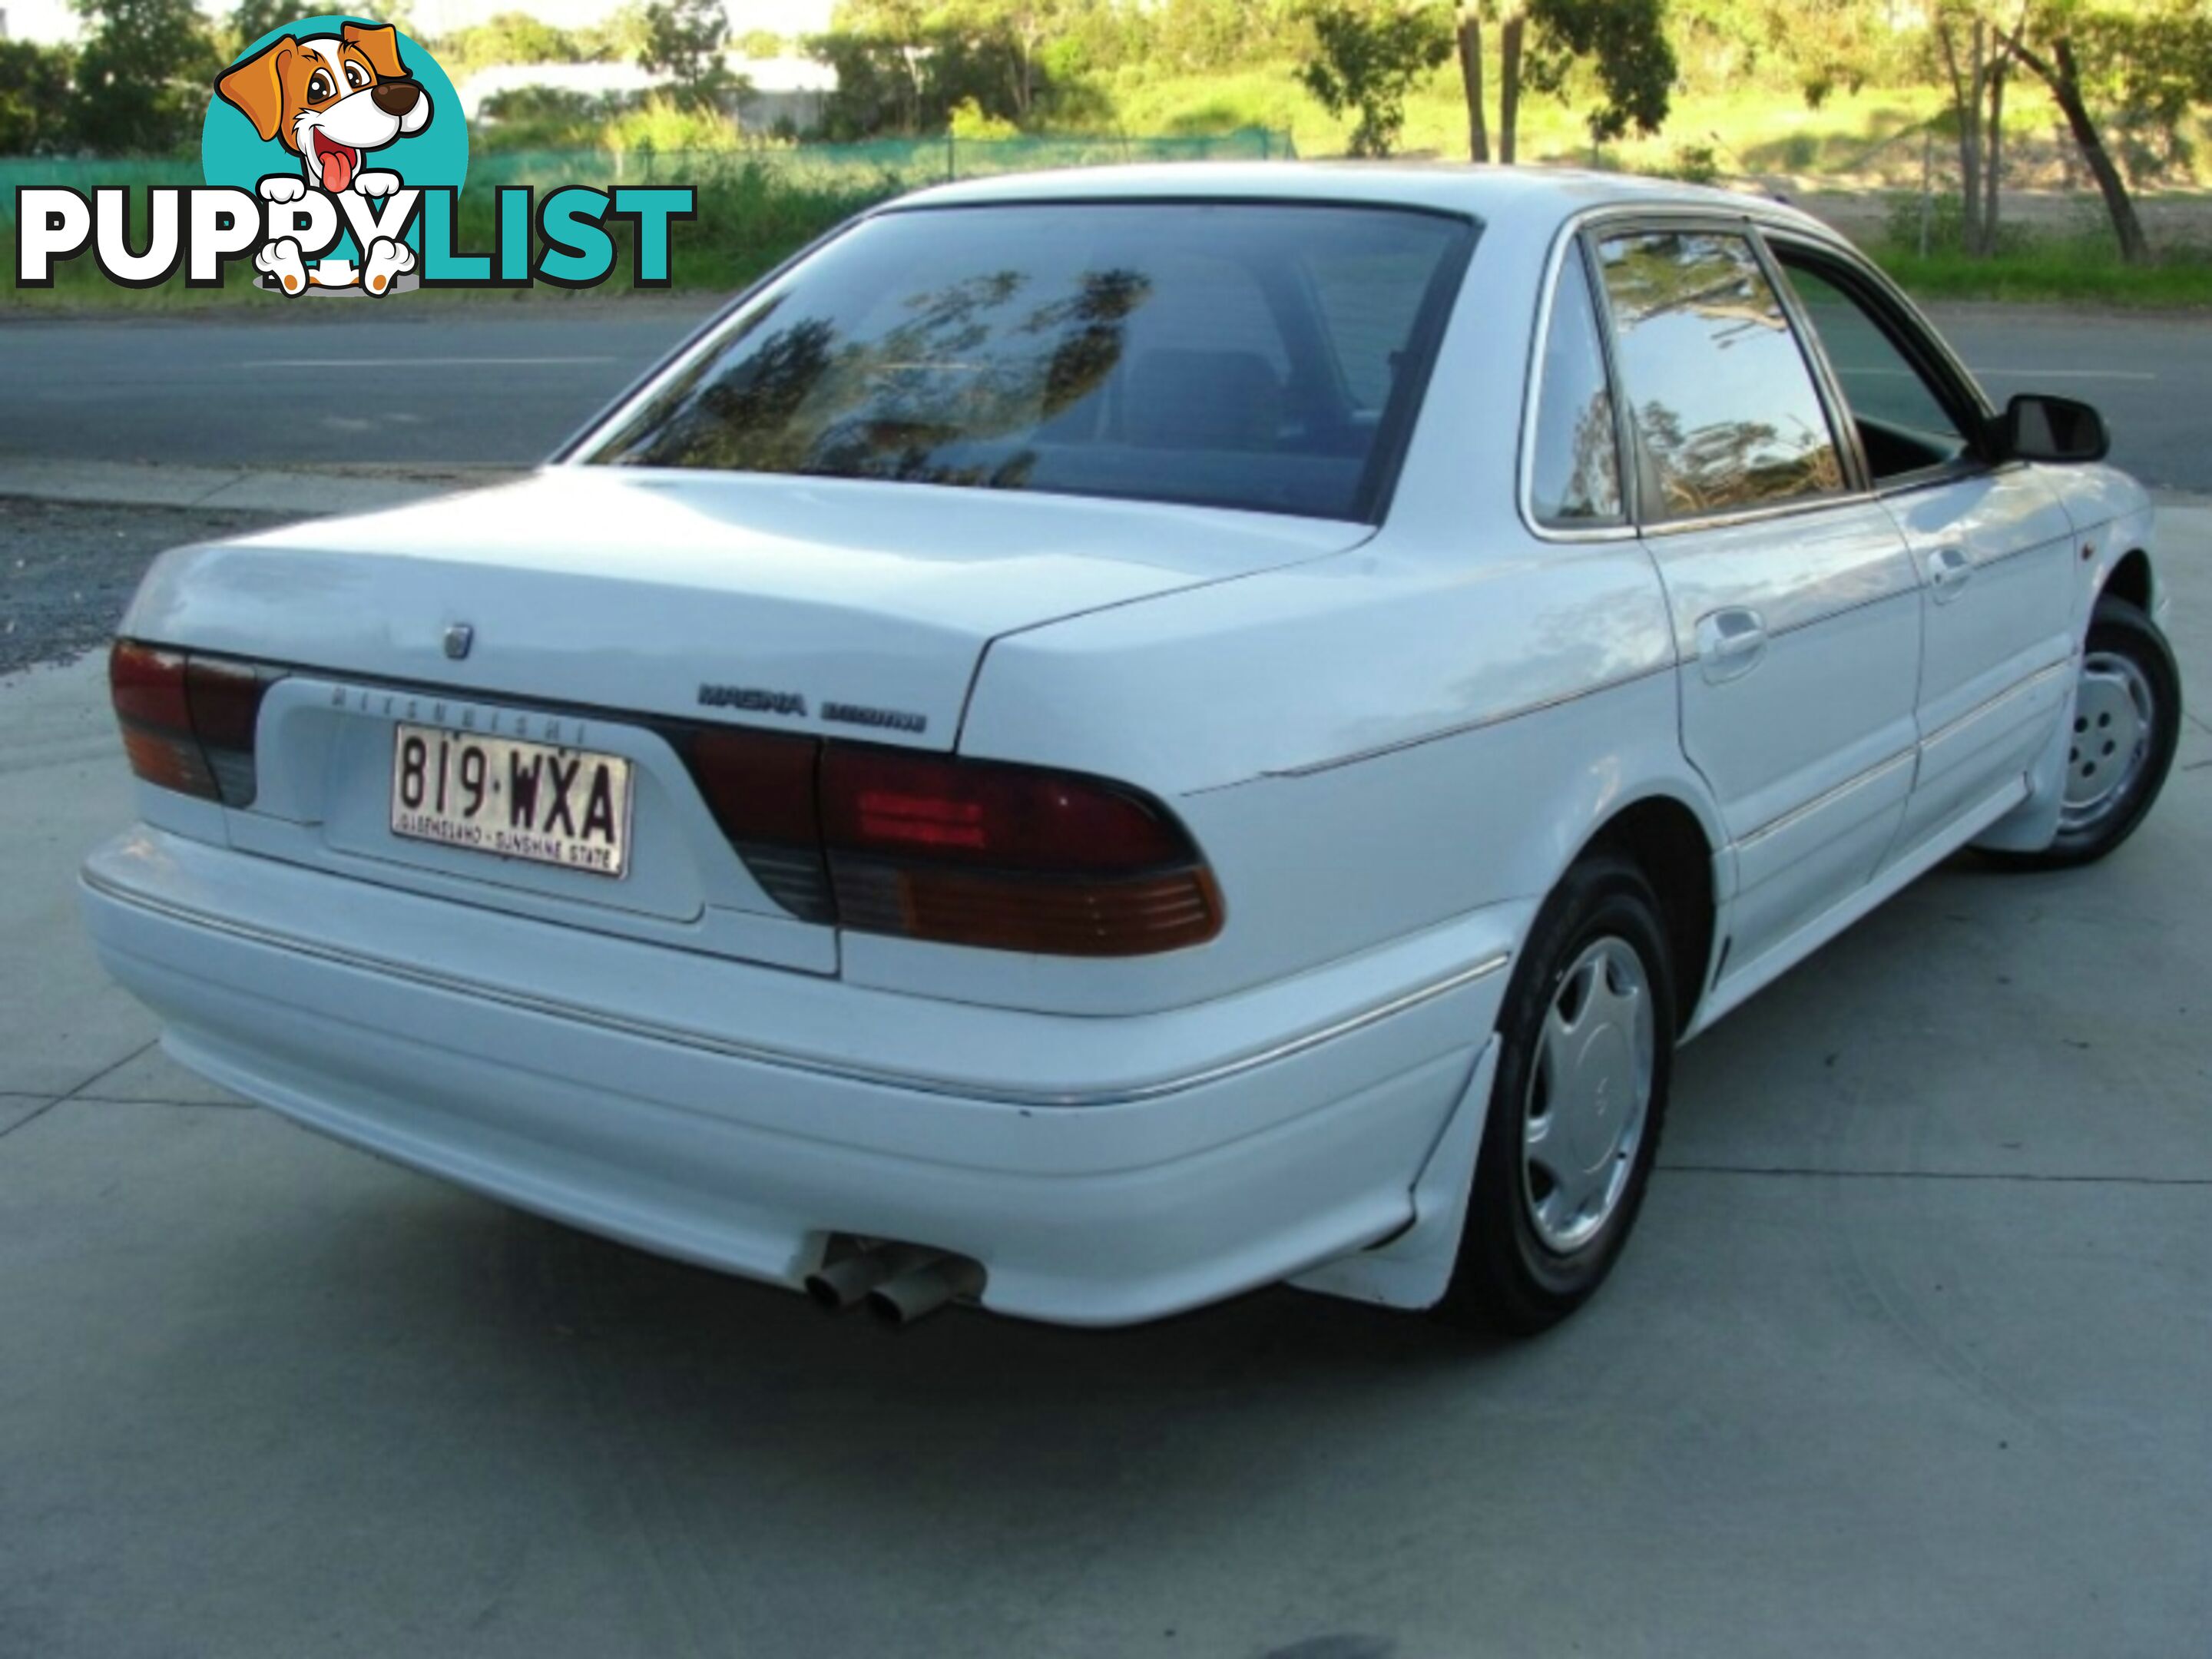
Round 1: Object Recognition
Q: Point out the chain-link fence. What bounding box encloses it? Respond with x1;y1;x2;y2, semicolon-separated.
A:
467;127;1293;190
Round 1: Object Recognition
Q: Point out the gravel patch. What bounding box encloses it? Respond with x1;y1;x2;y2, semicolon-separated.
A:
0;498;290;677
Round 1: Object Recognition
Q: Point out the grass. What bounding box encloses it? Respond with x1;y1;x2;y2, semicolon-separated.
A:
1101;65;1957;180
1867;237;2212;309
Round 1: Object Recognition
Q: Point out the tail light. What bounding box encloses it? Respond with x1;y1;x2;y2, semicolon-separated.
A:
110;641;280;806
680;737;1222;957
681;726;833;923
820;748;1221;955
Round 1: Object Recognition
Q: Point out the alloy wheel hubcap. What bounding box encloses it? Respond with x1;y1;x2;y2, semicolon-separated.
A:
1522;937;1654;1253
2061;651;2155;834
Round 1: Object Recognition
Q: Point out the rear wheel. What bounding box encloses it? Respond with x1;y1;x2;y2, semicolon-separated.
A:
1988;597;2180;871
1438;853;1676;1336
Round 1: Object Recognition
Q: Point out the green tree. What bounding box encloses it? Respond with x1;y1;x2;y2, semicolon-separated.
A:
944;0;1055;121
1296;2;1453;157
808;0;1101;136
1449;0;1676;163
1154;0;1306;69
230;0;416;53
736;28;786;58
437;11;584;70
75;0;224;154
947;92;1019;136
577;5;653;66
0;41;77;154
638;0;737;109
2007;0;2212;263
1670;0;1895;108
1929;4;2018;259
228;0;323;50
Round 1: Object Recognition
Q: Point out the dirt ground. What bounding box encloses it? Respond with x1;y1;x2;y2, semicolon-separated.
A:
1751;186;2212;249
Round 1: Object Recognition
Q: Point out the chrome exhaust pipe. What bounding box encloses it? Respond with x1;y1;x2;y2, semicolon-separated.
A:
866;1252;986;1326
804;1242;936;1313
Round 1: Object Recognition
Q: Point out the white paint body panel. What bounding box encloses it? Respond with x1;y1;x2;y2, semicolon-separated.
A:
83;164;2161;1325
1641;500;1924;976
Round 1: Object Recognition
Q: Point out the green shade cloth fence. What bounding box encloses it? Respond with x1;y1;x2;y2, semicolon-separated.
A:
0;127;1294;199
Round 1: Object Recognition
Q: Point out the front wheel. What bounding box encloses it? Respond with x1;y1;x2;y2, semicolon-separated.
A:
1989;597;2180;871
1437;853;1677;1336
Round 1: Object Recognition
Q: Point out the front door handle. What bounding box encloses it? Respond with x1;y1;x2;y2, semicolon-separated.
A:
1694;608;1767;684
1928;543;1974;603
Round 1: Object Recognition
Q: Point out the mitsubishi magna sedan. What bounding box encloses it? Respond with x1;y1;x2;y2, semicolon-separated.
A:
84;166;2179;1333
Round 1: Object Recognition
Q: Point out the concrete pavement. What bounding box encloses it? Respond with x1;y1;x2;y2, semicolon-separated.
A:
1;505;2208;1657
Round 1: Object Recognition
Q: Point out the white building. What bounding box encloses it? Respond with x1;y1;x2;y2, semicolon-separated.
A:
462;55;838;132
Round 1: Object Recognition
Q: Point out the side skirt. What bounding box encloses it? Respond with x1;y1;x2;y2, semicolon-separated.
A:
1686;773;2030;1041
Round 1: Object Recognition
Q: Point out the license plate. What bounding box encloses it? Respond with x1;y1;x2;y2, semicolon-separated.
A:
389;723;634;879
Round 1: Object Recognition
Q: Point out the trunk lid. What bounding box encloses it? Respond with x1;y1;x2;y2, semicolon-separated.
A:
124;468;1367;970
127;468;1368;741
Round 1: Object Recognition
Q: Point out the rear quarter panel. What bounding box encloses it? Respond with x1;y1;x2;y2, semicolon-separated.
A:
921;518;1708;1016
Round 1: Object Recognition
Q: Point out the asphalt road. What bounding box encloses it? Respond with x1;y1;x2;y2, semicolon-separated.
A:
1;503;2209;1657
2;302;2208;490
0;306;717;469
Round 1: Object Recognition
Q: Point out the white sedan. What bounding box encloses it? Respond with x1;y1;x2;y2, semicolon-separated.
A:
83;165;2179;1333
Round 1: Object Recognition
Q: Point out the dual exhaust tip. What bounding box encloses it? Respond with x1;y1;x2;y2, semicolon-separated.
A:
804;1240;986;1326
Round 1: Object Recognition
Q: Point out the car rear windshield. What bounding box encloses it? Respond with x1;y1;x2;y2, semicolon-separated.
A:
579;201;1475;522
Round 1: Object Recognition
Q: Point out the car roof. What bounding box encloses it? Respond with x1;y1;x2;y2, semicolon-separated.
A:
895;161;1839;243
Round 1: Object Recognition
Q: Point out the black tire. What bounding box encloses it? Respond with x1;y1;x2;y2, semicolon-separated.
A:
1985;597;2181;872
1436;851;1677;1336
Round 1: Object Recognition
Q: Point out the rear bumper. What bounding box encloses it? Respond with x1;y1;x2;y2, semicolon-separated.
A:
82;828;1518;1326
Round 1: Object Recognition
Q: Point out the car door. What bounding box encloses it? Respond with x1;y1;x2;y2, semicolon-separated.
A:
1589;224;1924;980
1767;238;2081;859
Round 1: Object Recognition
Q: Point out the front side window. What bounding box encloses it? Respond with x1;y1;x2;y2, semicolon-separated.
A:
582;202;1475;522
1528;240;1624;527
1595;230;1844;522
1777;257;1978;482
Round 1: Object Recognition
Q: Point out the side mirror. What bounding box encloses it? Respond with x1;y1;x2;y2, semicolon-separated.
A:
1992;392;2110;464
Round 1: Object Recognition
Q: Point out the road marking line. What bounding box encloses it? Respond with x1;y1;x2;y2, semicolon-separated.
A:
1849;366;2157;381
1972;368;2159;380
243;356;621;369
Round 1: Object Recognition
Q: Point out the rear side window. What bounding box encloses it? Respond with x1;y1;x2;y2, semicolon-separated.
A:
1594;230;1844;522
581;202;1475;522
1528;240;1624;528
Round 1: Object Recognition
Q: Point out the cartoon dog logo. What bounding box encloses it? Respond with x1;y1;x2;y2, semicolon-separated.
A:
215;22;430;295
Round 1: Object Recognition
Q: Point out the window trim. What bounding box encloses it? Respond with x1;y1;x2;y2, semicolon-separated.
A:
1518;233;1632;535
1757;230;2005;498
1746;227;1874;498
1584;214;1860;534
1516;217;1640;545
1525;204;1950;542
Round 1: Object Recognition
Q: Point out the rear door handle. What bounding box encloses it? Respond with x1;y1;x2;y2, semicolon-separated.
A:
1928;543;1974;602
1694;608;1767;684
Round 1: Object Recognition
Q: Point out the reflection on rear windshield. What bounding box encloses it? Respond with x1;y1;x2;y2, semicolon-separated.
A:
582;202;1475;522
